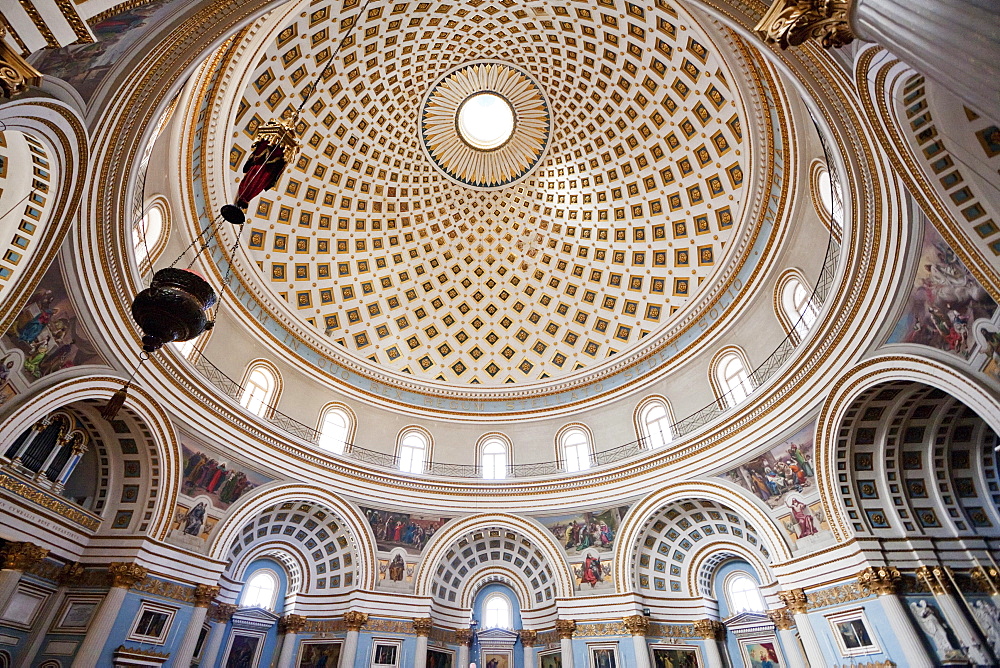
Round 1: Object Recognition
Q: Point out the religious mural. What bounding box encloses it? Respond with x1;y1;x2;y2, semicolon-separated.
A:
776;497;830;552
973;322;1000;380
426;649;453;668
739;640;783;668
181;443;272;510
888;223;997;359
170;501;218;540
2;264;102;379
361;506;450;554
297;641;342;668
652;647;700;668
537;505;629;553
719;424;815;509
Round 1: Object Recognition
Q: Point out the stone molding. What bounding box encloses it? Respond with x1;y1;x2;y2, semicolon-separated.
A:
0;28;42;99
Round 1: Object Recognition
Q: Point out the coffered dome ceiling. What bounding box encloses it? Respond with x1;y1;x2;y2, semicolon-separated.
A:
204;0;767;390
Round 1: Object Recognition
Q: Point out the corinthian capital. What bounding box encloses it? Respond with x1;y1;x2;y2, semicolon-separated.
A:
916;565;952;595
454;628;474;645
344;610;369;632
754;0;856;50
0;541;48;571
194;584;221;607
555;619;576;638
777;588;808;614
108;562;148;589
519;629;538;646
623;615;650;636
857;566;901;596
279;614;307;634
208;602;237;623
412;618;434;636
693;618;725;640
766;607;795;630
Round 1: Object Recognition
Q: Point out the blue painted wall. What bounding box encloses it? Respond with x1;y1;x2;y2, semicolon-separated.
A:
208;557;290;668
355;628;417;667
472;583;523;668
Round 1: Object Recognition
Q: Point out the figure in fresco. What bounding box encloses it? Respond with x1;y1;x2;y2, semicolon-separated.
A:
180;501;207;536
388;554;405;581
362;507;448;552
787;498;818;538
580;554;603;587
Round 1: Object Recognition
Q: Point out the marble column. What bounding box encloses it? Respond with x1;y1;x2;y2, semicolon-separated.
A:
53;438;88;491
9;418;50;465
624;615;652;668
693;619;725;668
917;566;993;665
71;562;148;668
276;614;308;668
0;541;48;613
172;584;220;668
858;566;935;668
556;619;576;668
198;602;237;668
519;629;537;668
766;607;805;668
413;617;433;668
455;628;473;667
342;611;368;666
17;563;84;668
777;589;825;667
33;435;67;483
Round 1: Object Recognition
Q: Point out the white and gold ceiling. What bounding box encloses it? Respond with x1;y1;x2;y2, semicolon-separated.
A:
206;0;758;388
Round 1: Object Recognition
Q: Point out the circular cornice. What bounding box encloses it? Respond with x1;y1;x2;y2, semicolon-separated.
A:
420;61;550;188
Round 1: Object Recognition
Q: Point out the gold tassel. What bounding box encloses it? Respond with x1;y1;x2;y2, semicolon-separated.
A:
100;384;129;421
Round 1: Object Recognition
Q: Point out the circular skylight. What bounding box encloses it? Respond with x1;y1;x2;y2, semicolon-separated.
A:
456;92;515;150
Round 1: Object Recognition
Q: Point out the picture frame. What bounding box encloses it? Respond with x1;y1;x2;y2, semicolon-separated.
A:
539;651;563;668
222;631;265;668
51;596;103;633
371;639;401;667
588;643;619;668
427;648;454;668
826;609;880;657
482;650;512;668
0;583;50;629
737;637;785;668
126;600;178;645
651;644;702;668
298;640;343;667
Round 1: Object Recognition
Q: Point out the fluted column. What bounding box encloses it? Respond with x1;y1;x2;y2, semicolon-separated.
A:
53;438;87;491
624;615;652;668
412;618;433;668
556;619;576;668
858;567;935;668
342;611;368;666
520;630;538;668
18;563;84;668
172;584;220;668
0;541;48;612
71;562;147;668
917;565;993;665
693;619;725;668
455;628;473;668
777;589;824;667
199;602;237;668
766;608;804;668
9;418;49;465
276;614;307;668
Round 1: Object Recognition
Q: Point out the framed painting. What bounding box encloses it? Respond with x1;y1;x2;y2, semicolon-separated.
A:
589;644;618;668
298;640;343;667
539;651;563;668
52;596;102;633
826;609;880;657
126;601;177;645
651;645;701;668
427;648;454;668
372;640;400;667
738;638;784;668
223;631;265;668
482;651;511;668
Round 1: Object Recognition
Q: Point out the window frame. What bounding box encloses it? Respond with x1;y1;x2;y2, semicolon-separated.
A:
775;269;819;343
557;424;594;473
479;433;511;480
241;568;280;610
397;427;431;474
316;403;355;454
482;591;513;629
635;397;674;449
723;571;766;615
132;199;170;272
238;360;282;419
711;347;755;409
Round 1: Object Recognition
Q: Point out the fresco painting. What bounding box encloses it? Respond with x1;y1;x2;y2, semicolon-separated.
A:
719;423;815;509
888;223;997;359
652;647;700;668
538;505;630;553
181;443;272;510
778;499;831;551
362;506;450;553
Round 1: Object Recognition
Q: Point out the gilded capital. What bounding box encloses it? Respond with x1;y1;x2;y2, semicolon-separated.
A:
454;628;474;645
57;562;86;587
916;565;952;595
412;618;434;636
279;614;307;634
971;566;1000;594
0;541;48;571
519;629;538;646
623;615;650;636
857;566;901;596
108;562;148;589
0;30;42;99
344;610;369;632
754;0;855;50
767;607;795;630
555;619;577;639
777;588;808;614
208;602;238;623
693;618;726;640
194;584;221;607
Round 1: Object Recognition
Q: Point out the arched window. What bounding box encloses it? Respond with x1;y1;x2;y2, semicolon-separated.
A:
778;272;819;341
240;361;280;417
726;573;766;614
812;160;843;232
481;437;509;480
398;428;428;474
560;427;592;472
483;592;512;629
242;569;279;609
318;405;353;454
637;398;673;449
132;204;165;269
714;349;754;409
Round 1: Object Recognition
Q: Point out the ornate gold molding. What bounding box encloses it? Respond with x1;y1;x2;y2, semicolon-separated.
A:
916;565;952;595
555;619;576;639
767;608;795;630
623;615;650;636
193;584;221;607
971;566;1000;594
777;588;809;614
519;630;537;646
858;566;901;596
208;602;237;623
108;562;148;589
0;32;41;98
454;628;473;645
412;618;433;637
344;610;368;632
0;541;48;570
693;619;726;641
754;0;855;49
57;562;85;587
279;614;307;634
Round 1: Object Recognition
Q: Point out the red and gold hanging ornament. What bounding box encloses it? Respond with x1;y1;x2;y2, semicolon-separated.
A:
221;117;300;225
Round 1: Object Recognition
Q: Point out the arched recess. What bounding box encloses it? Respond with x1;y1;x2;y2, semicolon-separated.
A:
0;374;180;541
208;483;376;590
815;354;1000;544
0;98;87;333
614;481;793;591
413;514;575;606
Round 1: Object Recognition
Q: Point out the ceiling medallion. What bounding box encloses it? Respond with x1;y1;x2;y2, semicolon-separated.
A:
420;61;550;188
